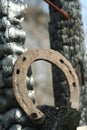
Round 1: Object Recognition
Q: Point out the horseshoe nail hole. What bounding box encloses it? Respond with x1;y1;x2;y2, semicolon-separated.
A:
72;82;76;87
69;70;72;74
16;69;20;74
22;57;26;62
60;59;64;64
30;113;38;119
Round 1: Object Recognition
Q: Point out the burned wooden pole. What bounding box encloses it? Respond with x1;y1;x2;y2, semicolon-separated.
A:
0;0;34;129
49;0;87;125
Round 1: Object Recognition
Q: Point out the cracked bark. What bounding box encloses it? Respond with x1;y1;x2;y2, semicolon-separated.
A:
49;0;87;125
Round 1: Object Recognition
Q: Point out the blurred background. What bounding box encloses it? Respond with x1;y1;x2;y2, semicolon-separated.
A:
23;0;87;105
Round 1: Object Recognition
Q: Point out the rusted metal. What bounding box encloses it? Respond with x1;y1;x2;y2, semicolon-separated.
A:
44;0;70;19
13;48;80;124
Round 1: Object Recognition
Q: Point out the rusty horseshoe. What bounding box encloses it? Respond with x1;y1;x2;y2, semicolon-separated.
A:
13;48;80;124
